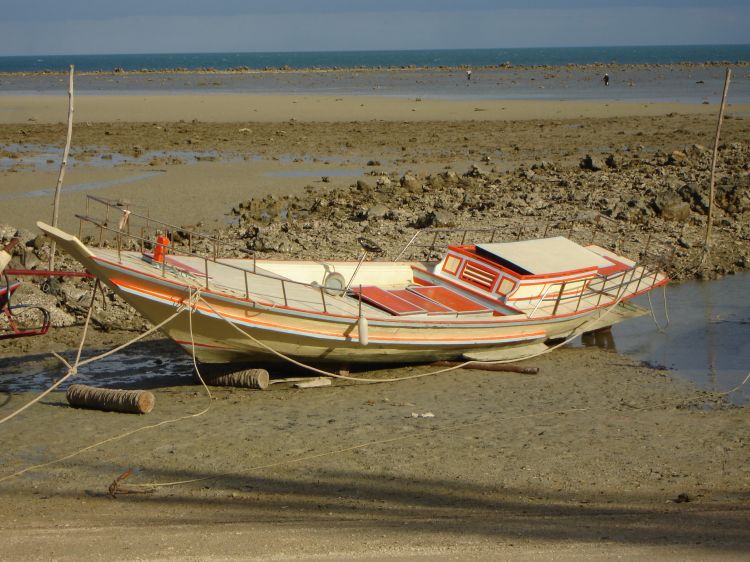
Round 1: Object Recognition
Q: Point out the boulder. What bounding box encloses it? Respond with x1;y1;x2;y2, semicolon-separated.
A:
375;175;392;188
715;176;750;215
400;174;422;192
666;150;689;166
653;190;691;222
464;164;486;178
366;204;389;220
414;210;456;229
677;183;710;215
580;154;605;171
605;153;620;169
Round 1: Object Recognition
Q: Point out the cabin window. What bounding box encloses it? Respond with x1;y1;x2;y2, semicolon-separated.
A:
442;255;461;275
496;276;515;296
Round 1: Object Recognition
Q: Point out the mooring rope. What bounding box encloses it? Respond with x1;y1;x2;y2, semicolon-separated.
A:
111;369;750;495
647;283;671;333
0;261;662;482
192;280;635;385
0;285;213;483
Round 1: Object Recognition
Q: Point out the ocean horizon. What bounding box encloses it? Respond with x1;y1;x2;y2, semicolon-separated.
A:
1;44;750;73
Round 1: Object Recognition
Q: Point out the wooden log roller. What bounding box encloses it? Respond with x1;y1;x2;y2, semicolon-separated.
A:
192;368;270;390
66;384;155;414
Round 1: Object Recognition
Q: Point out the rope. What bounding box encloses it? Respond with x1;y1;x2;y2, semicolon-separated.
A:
192;276;634;384
0;286;213;483
0;263;662;482
111;370;750;494
647;284;670;333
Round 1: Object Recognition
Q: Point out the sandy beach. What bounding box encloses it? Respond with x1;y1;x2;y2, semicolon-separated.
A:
1;75;749;560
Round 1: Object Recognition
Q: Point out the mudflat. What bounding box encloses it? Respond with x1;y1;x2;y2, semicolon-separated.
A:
1;81;749;560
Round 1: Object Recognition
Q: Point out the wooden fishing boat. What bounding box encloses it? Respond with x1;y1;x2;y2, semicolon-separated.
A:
36;198;668;367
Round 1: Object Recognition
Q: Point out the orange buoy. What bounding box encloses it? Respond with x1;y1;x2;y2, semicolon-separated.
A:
152;234;170;263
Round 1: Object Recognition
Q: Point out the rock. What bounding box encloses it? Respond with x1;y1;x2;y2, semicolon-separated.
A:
666;150;688;166
366;204;389;220
653;190;691;222
375;175;392;188
605;154;620;169
356;179;371;190
464;164;486;178
441;170;459;183
400;174;421;192
531;160;555;171
579;154;604;171
0;224;16;242
61;284;89;305
20;248;40;269
715;177;750;215
677;183;710;215
414;209;456;229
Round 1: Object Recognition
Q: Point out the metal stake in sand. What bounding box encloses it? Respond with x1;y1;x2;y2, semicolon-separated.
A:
49;64;75;271
702;67;732;265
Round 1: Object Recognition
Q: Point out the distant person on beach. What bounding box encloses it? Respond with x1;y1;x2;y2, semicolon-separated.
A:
466;70;472;81
603;73;610;86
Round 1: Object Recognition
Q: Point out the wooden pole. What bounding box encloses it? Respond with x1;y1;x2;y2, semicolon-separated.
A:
702;67;732;264
49;64;75;271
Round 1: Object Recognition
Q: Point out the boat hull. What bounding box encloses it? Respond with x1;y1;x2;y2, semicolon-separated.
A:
114;278;645;365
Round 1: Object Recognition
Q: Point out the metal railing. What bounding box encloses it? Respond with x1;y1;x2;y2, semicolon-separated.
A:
525;263;662;318
77;195;667;319
76;196;344;312
393;214;623;262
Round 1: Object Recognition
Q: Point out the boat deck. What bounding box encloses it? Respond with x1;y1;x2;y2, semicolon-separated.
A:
94;249;664;322
95;250;503;320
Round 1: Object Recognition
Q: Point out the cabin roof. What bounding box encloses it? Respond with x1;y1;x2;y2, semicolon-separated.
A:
475;237;613;276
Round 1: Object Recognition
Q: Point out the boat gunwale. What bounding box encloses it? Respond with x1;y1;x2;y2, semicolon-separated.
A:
96;252;665;329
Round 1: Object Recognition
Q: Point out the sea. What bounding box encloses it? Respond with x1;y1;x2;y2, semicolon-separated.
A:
1;45;749;73
2;45;749;103
0;44;750;72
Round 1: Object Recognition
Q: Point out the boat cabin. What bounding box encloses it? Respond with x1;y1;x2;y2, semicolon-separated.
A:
426;236;634;307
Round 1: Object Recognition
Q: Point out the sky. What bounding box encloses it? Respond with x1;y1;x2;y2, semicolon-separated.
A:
1;0;748;56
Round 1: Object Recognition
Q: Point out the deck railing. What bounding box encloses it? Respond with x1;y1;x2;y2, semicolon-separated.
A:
76;196;344;312
392;214;639;262
76;195;667;319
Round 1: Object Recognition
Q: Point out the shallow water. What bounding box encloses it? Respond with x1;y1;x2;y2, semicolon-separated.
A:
2;65;749;104
580;272;750;405
1;274;748;404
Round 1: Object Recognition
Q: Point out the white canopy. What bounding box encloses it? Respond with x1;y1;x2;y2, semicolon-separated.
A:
476;237;612;275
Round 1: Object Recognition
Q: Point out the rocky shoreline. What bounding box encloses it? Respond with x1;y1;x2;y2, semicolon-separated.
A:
2;140;748;334
2;60;749;77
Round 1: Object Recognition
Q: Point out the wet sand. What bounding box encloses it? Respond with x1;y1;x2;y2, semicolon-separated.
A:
1;93;746;124
1;86;750;560
1;330;748;561
2;96;749;234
